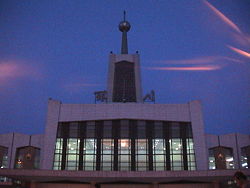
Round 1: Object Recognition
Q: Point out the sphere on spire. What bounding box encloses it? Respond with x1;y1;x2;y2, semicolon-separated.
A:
119;21;131;32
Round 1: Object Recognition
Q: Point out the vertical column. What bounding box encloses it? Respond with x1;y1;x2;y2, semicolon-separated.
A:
113;120;120;171
164;122;171;170
130;120;137;171
79;121;86;170
96;121;103;171
181;123;188;170
42;99;61;169
61;123;69;170
189;100;208;170
146;121;154;171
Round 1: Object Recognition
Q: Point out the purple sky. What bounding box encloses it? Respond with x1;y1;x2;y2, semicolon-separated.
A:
0;0;249;135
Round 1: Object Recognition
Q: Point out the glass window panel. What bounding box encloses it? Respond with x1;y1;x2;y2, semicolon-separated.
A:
241;146;249;169
135;139;148;171
119;155;130;162
209;147;235;170
84;139;96;154
56;123;64;138
69;122;79;138
55;138;63;150
0;146;8;168
188;154;196;162
172;166;183;170
186;124;193;138
136;139;147;154
102;139;114;154
118;139;131;171
170;138;182;154
153;139;165;154
171;123;180;138
101;139;114;171
118;139;131;154
172;154;182;161
120;120;129;138
65;138;79;170
137;121;146;138
86;122;95;138
54;154;61;161
103;121;112;138
154;121;163;138
15;146;40;169
154;155;165;162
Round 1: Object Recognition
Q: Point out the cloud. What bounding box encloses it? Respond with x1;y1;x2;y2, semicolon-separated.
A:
146;55;246;72
0;60;42;85
204;0;242;34
231;33;250;47
158;56;244;65
227;45;250;58
148;65;222;71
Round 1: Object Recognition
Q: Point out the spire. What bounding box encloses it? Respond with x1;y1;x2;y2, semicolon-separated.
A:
119;11;131;54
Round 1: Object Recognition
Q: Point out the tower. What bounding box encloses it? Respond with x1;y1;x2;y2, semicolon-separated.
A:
107;11;143;103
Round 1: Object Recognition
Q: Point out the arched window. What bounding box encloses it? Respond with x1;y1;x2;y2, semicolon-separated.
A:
0;146;8;168
208;146;234;170
15;146;40;169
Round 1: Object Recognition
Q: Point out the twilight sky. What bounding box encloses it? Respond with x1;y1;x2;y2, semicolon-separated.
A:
0;0;249;135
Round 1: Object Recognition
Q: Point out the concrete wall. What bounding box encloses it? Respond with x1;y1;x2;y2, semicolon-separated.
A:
58;103;191;122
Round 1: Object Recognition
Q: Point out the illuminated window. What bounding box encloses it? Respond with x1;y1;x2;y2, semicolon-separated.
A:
241;146;249;169
118;139;131;171
136;139;148;171
15;146;40;169
101;139;114;171
186;138;196;170
65;138;80;170
153;139;165;171
170;138;183;170
208;146;234;170
208;149;216;170
52;120;196;172
53;138;63;170
0;146;8;168
83;139;96;170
